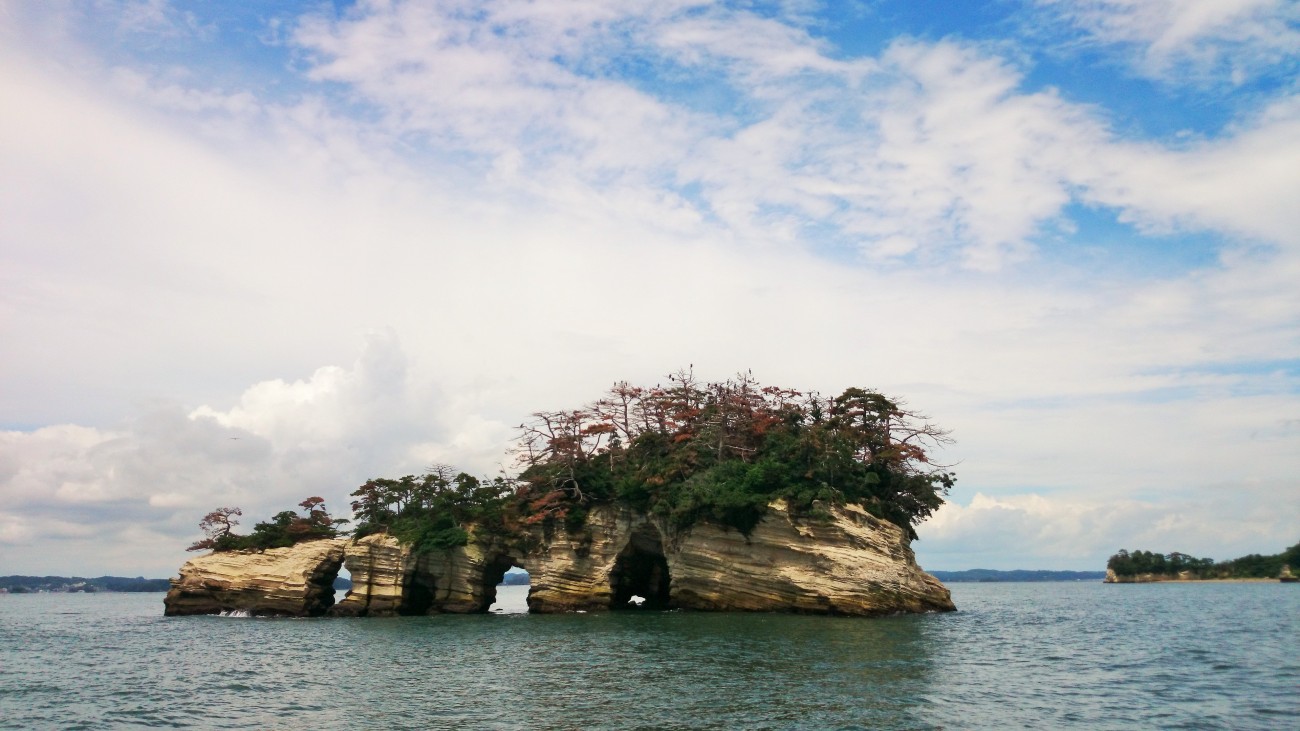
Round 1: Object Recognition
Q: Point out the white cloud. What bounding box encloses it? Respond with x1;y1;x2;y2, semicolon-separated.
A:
0;333;503;576
108;0;209;39
1082;96;1300;249
291;2;1300;271
1034;0;1300;83
0;513;37;545
0;1;1297;576
918;485;1299;570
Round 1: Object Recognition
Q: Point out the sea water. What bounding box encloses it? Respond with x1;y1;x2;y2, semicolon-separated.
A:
1;582;1296;730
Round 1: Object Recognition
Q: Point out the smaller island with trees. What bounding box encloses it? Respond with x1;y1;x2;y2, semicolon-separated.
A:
1105;542;1300;583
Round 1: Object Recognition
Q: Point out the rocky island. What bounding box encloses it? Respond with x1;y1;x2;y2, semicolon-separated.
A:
165;500;953;616
166;373;956;617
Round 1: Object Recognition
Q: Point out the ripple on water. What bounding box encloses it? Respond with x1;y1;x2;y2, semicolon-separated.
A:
1;585;1297;729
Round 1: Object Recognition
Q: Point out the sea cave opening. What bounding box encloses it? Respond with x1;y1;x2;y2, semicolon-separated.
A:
333;566;352;599
610;525;672;610
398;571;437;616
483;556;530;614
303;553;345;617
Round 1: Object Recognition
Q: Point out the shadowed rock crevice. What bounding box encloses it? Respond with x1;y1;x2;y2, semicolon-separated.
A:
610;525;671;610
309;557;343;616
398;571;436;615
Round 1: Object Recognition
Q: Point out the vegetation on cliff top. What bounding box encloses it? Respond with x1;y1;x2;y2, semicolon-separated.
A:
347;466;514;552
187;370;955;552
186;497;348;552
1107;542;1300;579
514;370;954;538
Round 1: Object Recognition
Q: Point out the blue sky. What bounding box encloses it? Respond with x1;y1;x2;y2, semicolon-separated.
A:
1;0;1297;576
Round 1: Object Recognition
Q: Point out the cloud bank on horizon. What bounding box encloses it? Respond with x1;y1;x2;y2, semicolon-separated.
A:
1;0;1296;576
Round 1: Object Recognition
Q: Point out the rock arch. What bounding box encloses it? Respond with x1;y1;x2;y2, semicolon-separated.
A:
476;554;526;613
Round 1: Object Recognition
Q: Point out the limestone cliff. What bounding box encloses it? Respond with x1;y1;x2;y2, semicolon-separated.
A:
163;538;347;616
330;532;515;616
165;502;953;617
525;501;953;615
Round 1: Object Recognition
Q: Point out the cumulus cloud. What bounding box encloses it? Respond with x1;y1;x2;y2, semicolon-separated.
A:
0;332;517;576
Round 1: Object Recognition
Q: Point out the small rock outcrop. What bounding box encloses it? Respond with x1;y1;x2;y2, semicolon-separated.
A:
165;502;953;617
1103;569;1194;583
163;538;347;616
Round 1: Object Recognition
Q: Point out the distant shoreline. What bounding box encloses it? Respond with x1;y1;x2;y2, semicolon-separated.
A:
0;575;171;593
931;569;1106;583
1107;577;1281;584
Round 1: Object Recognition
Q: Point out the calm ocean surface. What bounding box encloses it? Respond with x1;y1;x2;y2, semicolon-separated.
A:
1;582;1296;730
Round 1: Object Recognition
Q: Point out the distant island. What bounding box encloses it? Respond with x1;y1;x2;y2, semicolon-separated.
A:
930;569;1106;582
499;571;530;586
1105;541;1300;582
0;575;171;593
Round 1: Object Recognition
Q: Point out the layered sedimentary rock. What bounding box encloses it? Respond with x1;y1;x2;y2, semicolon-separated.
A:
163;538;347;616
525;501;953;615
328;533;408;616
670;501;952;614
165;501;954;617
330;532;515;616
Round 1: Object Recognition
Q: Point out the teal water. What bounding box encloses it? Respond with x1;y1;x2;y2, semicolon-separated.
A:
1;583;1296;729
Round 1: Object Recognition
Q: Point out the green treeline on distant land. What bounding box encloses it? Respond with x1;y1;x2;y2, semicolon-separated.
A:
0;576;170;593
1107;541;1300;579
188;371;956;555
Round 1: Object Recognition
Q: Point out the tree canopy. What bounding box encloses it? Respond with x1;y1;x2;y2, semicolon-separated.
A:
348;465;514;552
1107;542;1300;579
514;370;955;538
186;497;348;552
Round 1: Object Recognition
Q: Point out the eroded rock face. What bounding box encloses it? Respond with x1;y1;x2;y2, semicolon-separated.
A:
163;538;347;616
328;533;408;616
525;501;954;616
670;502;952;614
330;532;516;616
523;508;645;613
165;502;953;617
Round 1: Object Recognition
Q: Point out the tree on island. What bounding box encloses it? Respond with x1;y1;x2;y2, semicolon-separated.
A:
187;507;243;551
348;465;515;552
1107;549;1215;577
187;497;348;552
1107;542;1300;579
